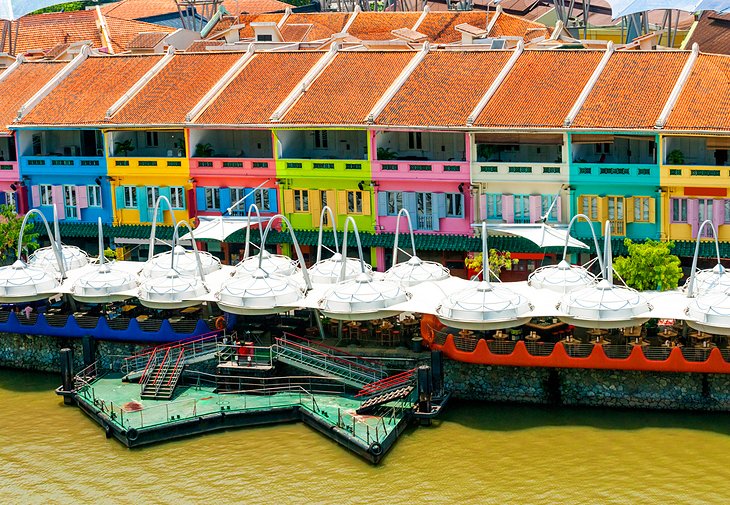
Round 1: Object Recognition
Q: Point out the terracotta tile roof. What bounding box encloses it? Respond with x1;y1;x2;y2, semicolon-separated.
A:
10;10;174;55
0;62;66;135
104;0;289;20
195;51;322;124
347;12;421;40
21;55;163;126
489;12;550;38
475;50;603;128
280;24;313;42
282;51;413;124
234;13;283;39
186;39;226;52
417;12;490;43
572;51;689;129
665;54;730;131
285;13;350;41
128;32;168;50
377;50;512;126
685;12;730;56
112;53;243;124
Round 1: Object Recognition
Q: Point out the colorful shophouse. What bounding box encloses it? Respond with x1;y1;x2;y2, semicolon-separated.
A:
15;52;167;233
0;59;69;214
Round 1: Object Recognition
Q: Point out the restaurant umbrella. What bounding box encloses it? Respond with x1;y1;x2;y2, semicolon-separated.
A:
234;203;297;278
308;206;370;284
29;206;88;274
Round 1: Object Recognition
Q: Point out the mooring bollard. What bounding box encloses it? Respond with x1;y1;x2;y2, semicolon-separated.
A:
60;347;74;405
82;335;96;369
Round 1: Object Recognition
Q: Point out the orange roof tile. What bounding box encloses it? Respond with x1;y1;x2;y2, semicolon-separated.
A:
21;55;162;126
282;51;413;125
475;50;603;128
573;51;689;129
285;13;350;41
0;62;66;135
377;50;512;126
280;24;313;42
195;51;323;124
225;0;291;15
233;13;283;39
665;54;730;131
104;0;289;20
417;12;489;43
186;39;226;52
11;10;174;54
347;12;421;41
489;12;549;38
113;53;244;125
127;32;168;50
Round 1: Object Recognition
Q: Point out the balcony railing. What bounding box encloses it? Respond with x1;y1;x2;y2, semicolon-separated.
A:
373;160;468;179
189;158;274;173
417;215;433;230
664;165;730;179
109;158;187;172
278;159;366;175
22;156;103;171
572;163;658;180
472;162;568;181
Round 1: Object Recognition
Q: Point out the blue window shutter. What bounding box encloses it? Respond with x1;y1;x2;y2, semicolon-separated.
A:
115;186;125;208
159;187;171;221
377;191;388;216
196;187;206;211
403;192;417;219
435;193;447;219
268;188;278;213
137;186;149;222
0;192;5;205
219;187;231;213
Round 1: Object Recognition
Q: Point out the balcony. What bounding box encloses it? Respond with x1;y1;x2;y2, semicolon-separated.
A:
108;157;188;177
471;162;568;183
190;157;275;176
21;156;104;176
0;160;18;182
373;160;469;181
662;164;729;186
571;163;658;184
276;158;368;179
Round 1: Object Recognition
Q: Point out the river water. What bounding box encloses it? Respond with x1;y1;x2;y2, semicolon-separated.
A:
2;368;729;504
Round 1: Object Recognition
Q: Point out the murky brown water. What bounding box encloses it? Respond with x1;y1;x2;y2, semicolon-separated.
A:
2;368;730;504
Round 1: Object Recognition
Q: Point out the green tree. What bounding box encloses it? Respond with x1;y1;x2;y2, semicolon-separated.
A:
613;239;682;291
0;205;39;264
465;250;518;280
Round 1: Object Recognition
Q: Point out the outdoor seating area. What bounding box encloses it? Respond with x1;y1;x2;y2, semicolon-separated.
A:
322;314;422;349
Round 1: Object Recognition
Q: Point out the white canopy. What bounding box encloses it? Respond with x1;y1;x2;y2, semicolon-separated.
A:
179;216;267;242
607;0;696;19
0;0;66;20
485;223;589;250
693;0;730;13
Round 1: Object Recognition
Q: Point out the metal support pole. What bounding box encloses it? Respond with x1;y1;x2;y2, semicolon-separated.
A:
60;348;74;405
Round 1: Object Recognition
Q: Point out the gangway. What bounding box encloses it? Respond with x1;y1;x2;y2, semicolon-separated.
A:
274;333;388;389
140;346;186;400
121;331;225;382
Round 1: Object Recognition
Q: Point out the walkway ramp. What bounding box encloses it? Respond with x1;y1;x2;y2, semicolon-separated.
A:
122;332;223;382
274;334;388;389
356;385;415;415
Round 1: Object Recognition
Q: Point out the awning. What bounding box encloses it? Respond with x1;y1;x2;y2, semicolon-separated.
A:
179;216;268;242
483;223;589;250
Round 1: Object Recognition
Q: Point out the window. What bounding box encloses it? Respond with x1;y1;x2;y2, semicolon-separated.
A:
4;191;16;210
147;187;160;208
145;132;159;147
633;197;651;223
595;143;611;154
579;195;599;220
671;198;688;223
63;185;77;208
387;192;402;216
347;191;364;214
607;196;624;223
205;187;220;210
256;34;273;41
294;190;309;212
408;132;422;150
725;200;730;223
32;134;42;156
87;185;102;207
541;195;559;222
513;194;530;224
170;186;185;209
123;186;137;208
254;189;271;212
445;193;463;218
40;184;53;205
230;187;246;214
314;130;328;149
485;193;502;220
416;192;433;229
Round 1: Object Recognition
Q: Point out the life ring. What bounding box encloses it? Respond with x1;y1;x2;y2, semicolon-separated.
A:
369;443;383;456
127;428;139;442
215;316;226;331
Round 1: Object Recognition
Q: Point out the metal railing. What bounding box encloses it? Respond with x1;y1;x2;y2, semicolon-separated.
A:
216;343;273;369
122;331;222;376
355;368;416;398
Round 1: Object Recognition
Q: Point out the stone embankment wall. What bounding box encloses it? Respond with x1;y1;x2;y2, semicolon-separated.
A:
3;333;730;411
445;360;730;411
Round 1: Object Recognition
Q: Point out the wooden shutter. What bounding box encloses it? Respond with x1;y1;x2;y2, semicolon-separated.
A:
196;187;206;211
528;195;542;223
51;186;64;220
688;199;700;238
555;196;562;223
159;187;171;221
713;198;725;226
283;189;294;213
219;187;231;214
501;194;514;223
648;197;656;224
377;191;388;217
310;190;322;228
625;197;635;223
137;186;148;222
267;188;278;213
435;193;446;219
76;186;88;209
337;190;347;215
31;185;40;207
361;191;371;216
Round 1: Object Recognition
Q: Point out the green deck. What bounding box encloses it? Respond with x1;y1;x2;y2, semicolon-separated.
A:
77;374;407;446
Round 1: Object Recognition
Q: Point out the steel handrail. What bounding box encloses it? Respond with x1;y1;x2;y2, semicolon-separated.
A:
276;344;384;383
275;338;385;374
356;368;416;397
165;349;186;387
282;332;386;368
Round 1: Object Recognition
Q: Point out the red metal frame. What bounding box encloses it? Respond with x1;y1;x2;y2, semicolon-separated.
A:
276;336;384;374
356;368;416;397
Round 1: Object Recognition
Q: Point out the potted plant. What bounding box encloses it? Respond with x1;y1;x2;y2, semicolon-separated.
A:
114;139;134;157
667;149;685;165
173;136;186;157
194;142;215;158
377;147;397;160
464;250;518;281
